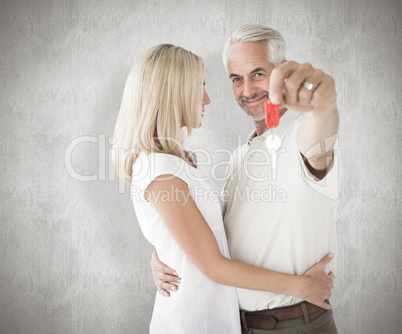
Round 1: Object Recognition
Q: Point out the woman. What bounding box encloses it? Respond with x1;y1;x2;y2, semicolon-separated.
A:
113;44;334;333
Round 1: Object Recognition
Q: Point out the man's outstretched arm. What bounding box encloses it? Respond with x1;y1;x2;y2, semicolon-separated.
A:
269;61;339;178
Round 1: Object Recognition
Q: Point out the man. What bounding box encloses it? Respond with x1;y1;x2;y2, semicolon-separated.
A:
151;24;339;333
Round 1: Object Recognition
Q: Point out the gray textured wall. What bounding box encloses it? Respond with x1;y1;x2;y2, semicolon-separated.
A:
1;0;401;333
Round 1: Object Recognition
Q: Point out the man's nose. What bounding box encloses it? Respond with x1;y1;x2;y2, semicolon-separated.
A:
242;77;256;98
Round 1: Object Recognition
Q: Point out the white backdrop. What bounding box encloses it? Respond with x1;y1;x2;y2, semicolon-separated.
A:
1;0;401;333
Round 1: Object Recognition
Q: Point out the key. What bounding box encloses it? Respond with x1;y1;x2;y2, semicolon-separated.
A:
264;99;282;181
265;134;281;153
265;99;280;128
265;134;281;180
265;99;282;153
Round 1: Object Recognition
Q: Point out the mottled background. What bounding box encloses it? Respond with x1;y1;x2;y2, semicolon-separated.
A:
0;0;401;333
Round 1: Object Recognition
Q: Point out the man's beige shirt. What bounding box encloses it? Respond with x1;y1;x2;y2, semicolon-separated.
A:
222;109;339;311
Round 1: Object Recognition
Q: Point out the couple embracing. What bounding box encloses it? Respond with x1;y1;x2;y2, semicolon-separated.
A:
113;24;340;334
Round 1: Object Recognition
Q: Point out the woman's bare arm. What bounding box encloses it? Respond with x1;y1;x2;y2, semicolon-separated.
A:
146;175;334;309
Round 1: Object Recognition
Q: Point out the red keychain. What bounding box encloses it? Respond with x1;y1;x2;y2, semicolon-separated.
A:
265;99;280;128
265;99;282;153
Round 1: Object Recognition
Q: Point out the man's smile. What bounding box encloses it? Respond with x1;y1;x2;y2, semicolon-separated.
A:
241;94;268;107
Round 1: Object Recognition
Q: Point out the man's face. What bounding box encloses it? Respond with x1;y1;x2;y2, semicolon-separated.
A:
227;41;276;121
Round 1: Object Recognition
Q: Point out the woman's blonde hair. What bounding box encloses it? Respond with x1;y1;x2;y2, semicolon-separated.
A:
112;44;204;184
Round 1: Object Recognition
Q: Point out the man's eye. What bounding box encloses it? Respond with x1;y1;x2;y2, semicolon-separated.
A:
232;77;240;83
255;73;263;77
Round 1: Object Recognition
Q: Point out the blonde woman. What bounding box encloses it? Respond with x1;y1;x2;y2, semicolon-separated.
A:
113;44;334;333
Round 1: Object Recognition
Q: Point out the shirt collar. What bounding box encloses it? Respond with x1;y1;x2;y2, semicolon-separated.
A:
247;109;301;146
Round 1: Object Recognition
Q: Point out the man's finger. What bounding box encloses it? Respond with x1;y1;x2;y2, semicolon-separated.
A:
151;248;179;276
297;69;326;107
269;61;299;105
157;287;170;297
283;63;315;107
160;273;181;284
319;301;332;310
317;253;334;268
160;264;179;277
308;74;336;113
158;281;179;292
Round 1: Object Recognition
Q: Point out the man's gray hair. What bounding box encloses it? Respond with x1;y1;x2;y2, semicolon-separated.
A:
222;24;286;72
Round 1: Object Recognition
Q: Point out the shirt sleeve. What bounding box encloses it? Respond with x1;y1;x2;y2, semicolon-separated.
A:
132;153;189;191
290;121;341;201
